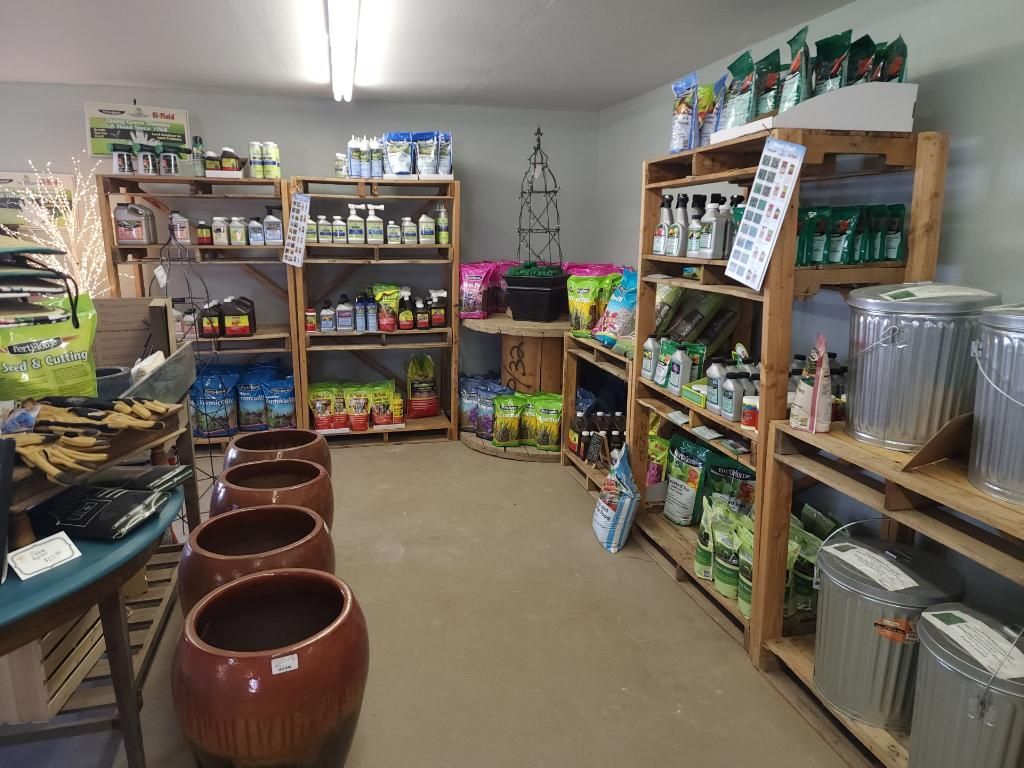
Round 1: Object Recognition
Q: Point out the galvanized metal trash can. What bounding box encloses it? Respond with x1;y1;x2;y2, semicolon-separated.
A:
814;538;964;730
846;283;1000;452
970;304;1024;504
911;603;1024;768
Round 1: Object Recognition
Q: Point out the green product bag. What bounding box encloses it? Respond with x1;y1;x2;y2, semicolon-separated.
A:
492;394;525;447
567;276;602;337
694;497;715;580
653;337;679;388
653;283;684;336
737;526;756;619
866;205;890;262
779;26;811;113
800;502;841;540
793;529;823;613
519;397;537;446
846;34;876;85
871;35;908;83
663;436;710;526
813;30;852;95
884;204;907;261
712;518;741;600
782;534;802;618
702;452;756;517
852;207;871;264
0;294;97;400
806;207;831;265
796;207;812;265
533;393;562;451
827;206;860;264
720;51;756;130
754;50;782;116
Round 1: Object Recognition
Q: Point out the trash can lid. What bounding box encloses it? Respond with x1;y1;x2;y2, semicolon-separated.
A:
847;282;1000;314
981;303;1024;333
817;538;964;608
919;602;1024;697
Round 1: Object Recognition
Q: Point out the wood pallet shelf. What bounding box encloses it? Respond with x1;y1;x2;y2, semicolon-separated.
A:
317;414;452;446
460;432;560;463
636;397;754;469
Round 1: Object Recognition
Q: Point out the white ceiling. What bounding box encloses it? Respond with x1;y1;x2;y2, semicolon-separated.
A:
3;0;848;109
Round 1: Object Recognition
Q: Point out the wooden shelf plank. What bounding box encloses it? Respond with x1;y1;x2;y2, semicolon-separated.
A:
793;263;907;298
306;243;452;249
562;447;608;487
643;255;730;267
307;340;451;352
304;257;452;265
100;174;279;187
646;165;759;189
462;315;570;337
766;635;909;768
316;414;450;438
637;379;758;446
637;397;754;468
567;348;628;382
641;274;764;303
108;192;281;200
194;326;291;342
565;334;632;367
307;193;454;201
636;512;748;627
299;176;455;187
306;327;449;338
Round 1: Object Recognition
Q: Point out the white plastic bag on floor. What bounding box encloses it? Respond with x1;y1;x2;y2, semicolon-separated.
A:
592;447;640;553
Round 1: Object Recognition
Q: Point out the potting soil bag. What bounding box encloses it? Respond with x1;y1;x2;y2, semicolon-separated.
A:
712;513;741;600
800;502;841;540
459;377;481;431
370;380;395;426
779;26;811;113
406;354;440;419
308;381;337;431
190;370;240;438
669;71;698;153
264;375;296;429
331;382;349;429
533;393;562;451
646;435;669;487
493;393;525;447
594;268;637;348
592;447;640;554
694;497;715;580
238;367;272;431
666;292;724;341
663;436;710;526
790;334;831;433
737;525;756;619
0;294;97;400
344;384;371;431
793;529;823;613
720;51;755;131
567;275;602;337
653;283;684;336
459;263;493;319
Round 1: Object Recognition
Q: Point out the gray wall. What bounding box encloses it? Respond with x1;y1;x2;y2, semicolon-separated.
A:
0;82;599;374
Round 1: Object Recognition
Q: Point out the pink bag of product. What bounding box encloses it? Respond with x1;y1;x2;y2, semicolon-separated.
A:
459;263;495;319
565;262;625;277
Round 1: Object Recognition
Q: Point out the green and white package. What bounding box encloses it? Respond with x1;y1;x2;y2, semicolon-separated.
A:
712;512;741;599
827;206;860;264
754;49;782;116
737;525;756;619
884;204;907;261
0;294;97;399
779;26;811;113
663;436;710;526
694;497;715;580
720;51;756;130
813;30;853;95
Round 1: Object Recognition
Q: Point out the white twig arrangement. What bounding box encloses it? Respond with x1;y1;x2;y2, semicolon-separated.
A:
0;152;109;297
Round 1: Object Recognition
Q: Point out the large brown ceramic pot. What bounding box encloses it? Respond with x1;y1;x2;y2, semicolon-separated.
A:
178;505;335;614
223;429;332;473
209;459;334;528
172;569;369;768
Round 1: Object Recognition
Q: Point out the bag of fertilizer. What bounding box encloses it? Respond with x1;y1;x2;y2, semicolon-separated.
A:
737;525;756;619
712;509;741;599
702;452;756;517
668;72;698;153
663;436;710;526
779;26;811;113
592;447;640;554
694;497;716;580
790;334;831;433
793;528;823;613
783;532;802;618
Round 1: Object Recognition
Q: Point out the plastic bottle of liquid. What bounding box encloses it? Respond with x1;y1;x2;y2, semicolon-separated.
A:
192;136;205;177
316;215;333;243
354;295;368;332
332;215;347;242
248;217;265;246
686;214;703;256
319;301;335;333
347;204;366;244
667;346;692;394
738;356;757;374
435;203;450;245
428;289;448;326
791;353;807;370
698;202;724;259
725;195;745;255
212;216;230;246
398;290;414;330
262;211;283;245
369;137;383;178
365;296;379;332
335;294;354;331
386;220;401;244
169;211;190;243
749;372;761;395
305;217;318;243
334;152;347;178
665;194;688;256
365;204;385;244
229;217;247;245
567;411;586;456
415;299;431;329
359;136;371;179
401;216;417;244
641;336;658;380
691;193;707;220
578;431;590;459
418;213;436;244
652;195;672;255
705;357;728;413
721;372;744;422
196;220;213;245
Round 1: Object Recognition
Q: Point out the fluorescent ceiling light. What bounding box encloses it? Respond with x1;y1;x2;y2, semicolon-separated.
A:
328;0;360;102
297;0;330;84
354;0;393;87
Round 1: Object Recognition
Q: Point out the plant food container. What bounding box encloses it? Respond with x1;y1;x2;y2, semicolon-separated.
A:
846;283;1000;452
910;603;1024;768
814;538;964;730
969;304;1024;503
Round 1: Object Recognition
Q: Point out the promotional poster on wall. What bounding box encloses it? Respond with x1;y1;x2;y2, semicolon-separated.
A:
84;102;190;157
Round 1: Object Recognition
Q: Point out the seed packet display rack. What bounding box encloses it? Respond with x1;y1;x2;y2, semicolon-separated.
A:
626;130;946;652
286;177;460;442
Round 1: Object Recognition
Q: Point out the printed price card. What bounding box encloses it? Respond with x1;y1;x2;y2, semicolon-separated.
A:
282;193;310;267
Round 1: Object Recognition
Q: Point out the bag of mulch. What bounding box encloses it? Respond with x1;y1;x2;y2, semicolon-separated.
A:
533;393;562;451
754;49;782;116
568;275;602;337
826;206;859;264
779;26;811;113
846;34;876;85
663;436;710;526
669;72;699;153
737;525;756;619
806;207;830;265
237;367;272;431
308;382;336;431
459;263;493;319
697;74;727;146
493;393;525;447
594;268;637;348
592;447;640;554
720;51;755;130
190;370;240;438
790;334;832;433
646;435;670;487
883;204;906;262
870;35;907;83
406;354;440;418
370;380;395;426
702;453;756;517
813;30;852;95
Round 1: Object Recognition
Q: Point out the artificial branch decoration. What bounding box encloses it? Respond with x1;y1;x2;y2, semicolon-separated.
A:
0;152;109;297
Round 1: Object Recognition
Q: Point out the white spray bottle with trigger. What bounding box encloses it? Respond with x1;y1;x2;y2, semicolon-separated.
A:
652;195;672;255
365;204;385;244
665;194;688;256
347;204;366;244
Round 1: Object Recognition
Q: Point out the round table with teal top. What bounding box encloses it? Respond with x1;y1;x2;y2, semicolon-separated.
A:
0;488;184;768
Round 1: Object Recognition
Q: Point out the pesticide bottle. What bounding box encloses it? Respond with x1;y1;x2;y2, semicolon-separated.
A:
401;216;417;244
418;213;436;244
697;202;724;259
316;214;333;243
347;136;361;178
263;208;284;244
641;336;658;380
365;205;384;244
332;215;347;242
305;216;317;243
665;194;688;256
359;136;371;179
335;294;354;331
705;357;728;413
686;215;703;256
347;204;366;244
354;294;368;332
169;211;191;243
435;203;450;245
386;220;401;244
247;217;265;246
652;195;672;254
667;346;692;394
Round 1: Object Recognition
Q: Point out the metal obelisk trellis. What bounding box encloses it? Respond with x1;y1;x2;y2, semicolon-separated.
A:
516;127;563;266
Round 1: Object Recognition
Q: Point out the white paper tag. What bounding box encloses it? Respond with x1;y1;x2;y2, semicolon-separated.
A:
690;425;723;441
282;193;310;267
271;653;299;675
879;284;994;302
823;543;919;592
666;410;689;427
153;264;168;289
923;610;1024;680
9;532;81;580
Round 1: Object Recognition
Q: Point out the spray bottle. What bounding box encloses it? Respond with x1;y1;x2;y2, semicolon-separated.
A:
347;204;366;244
347;136;361;178
359;136;371;179
332;214;347;242
725;195;744;257
652;195;672;254
365;204;384;244
665;194;688;256
369;137;383;178
435;202;450;245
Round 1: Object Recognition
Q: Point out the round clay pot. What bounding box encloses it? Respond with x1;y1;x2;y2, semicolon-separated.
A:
172;569;369;768
209;459;334;528
223;429;331;473
178;505;335;614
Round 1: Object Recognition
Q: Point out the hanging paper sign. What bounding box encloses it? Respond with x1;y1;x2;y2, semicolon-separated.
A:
282;194;310;267
725;137;805;291
85;103;190;157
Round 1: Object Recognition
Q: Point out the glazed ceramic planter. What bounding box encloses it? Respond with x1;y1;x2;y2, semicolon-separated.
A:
209;459;334;528
172;569;369;768
223;429;332;473
178;505;335;614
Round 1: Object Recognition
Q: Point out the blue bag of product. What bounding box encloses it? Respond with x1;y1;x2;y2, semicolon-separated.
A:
190;369;240;438
669;72;698;153
437;131;453;175
237;367;275;431
413;131;439;174
384;132;413;175
263;375;296;429
594;268;638;348
592;447;640;553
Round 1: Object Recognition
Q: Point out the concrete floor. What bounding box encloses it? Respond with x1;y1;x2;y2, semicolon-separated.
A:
4;441;845;768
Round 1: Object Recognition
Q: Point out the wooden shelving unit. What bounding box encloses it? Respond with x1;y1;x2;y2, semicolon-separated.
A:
625;129;947;659
287;177;460;438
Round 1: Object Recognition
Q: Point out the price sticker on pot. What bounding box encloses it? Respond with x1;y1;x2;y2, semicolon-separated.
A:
271;653;299;675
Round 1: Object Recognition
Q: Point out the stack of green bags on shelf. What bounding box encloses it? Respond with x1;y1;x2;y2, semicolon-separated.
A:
491;390;563;451
796;203;906;266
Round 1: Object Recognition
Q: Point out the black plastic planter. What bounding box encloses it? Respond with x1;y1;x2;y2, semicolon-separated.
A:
504;273;568;322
